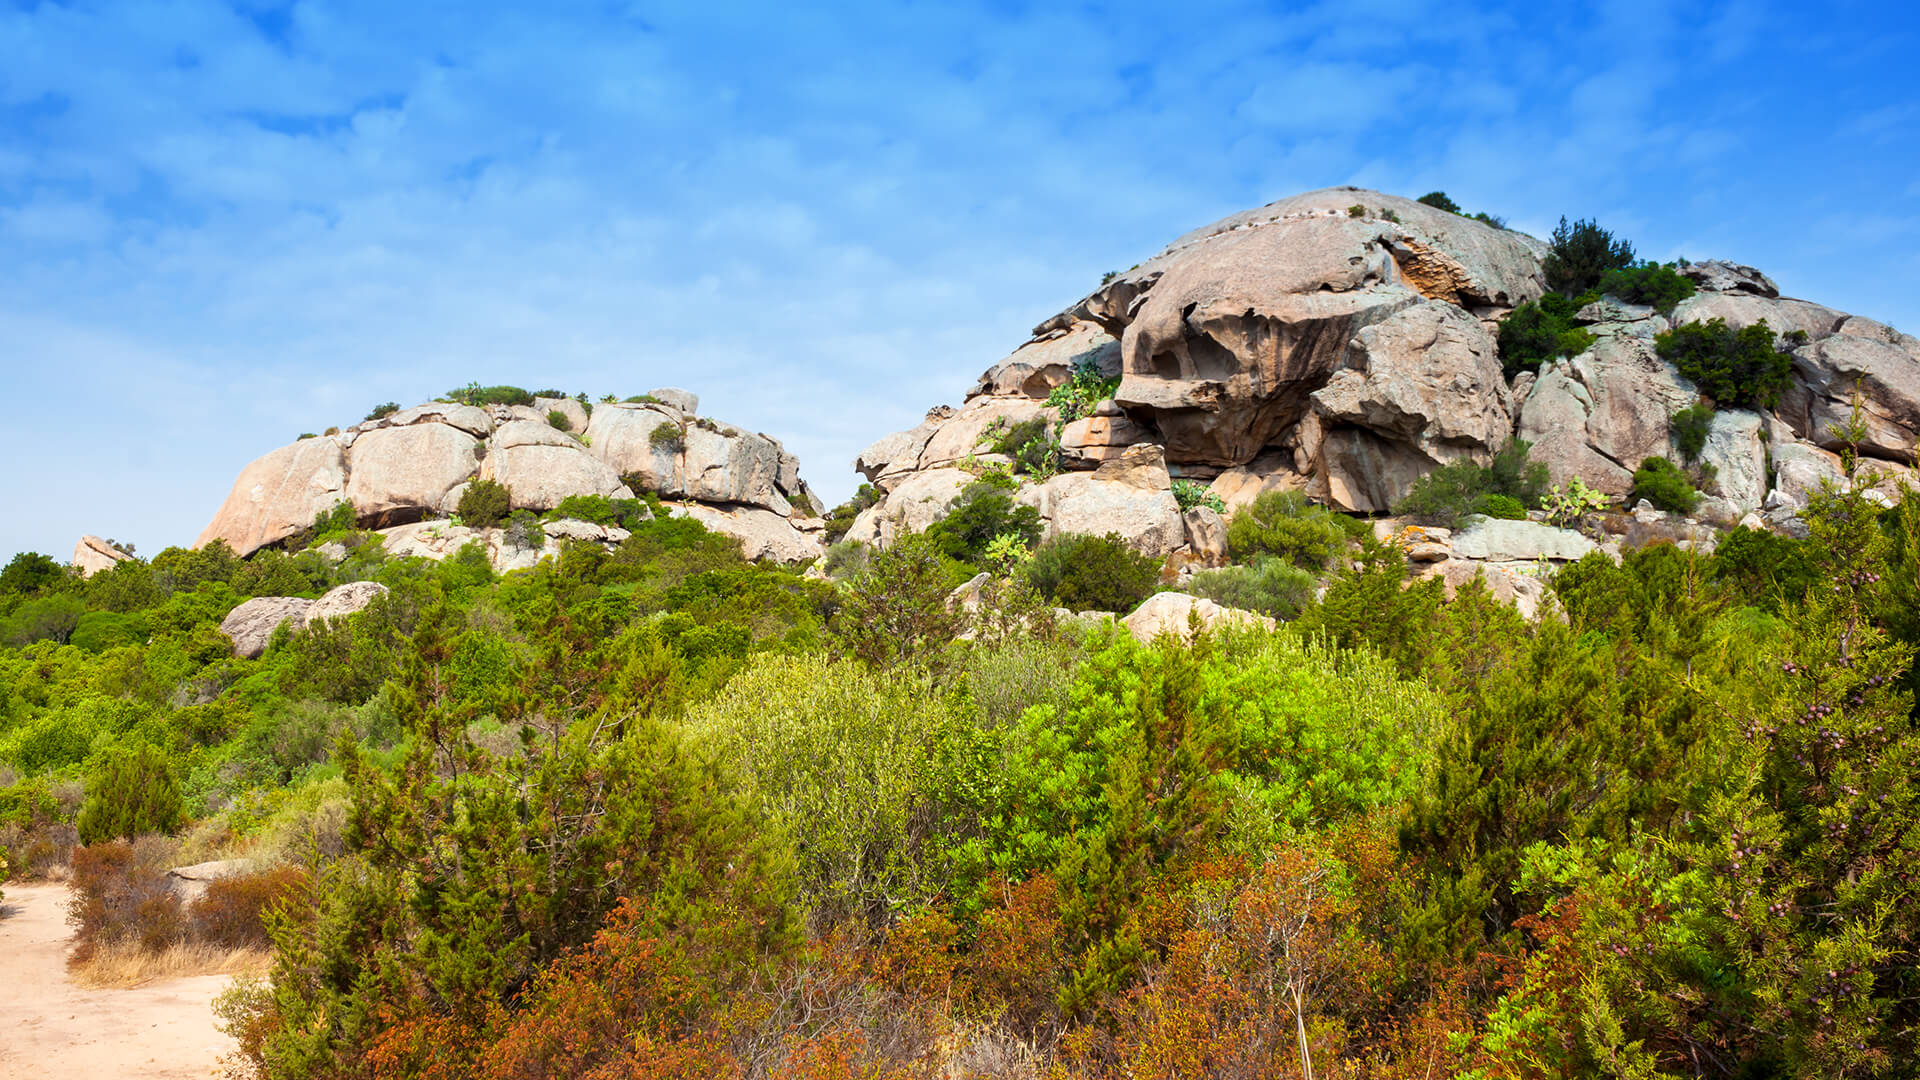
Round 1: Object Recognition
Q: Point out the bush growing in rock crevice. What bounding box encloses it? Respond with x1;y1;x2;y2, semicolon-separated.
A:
1629;456;1699;514
457;477;513;529
1393;440;1549;529
1655;317;1795;410
1542;216;1635;295
1020;533;1160;613
1226;490;1368;569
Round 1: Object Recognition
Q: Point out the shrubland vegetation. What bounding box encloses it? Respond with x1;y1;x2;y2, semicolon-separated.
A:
4;434;1920;1076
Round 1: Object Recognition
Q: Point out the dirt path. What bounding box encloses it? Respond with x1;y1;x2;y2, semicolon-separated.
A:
0;883;236;1080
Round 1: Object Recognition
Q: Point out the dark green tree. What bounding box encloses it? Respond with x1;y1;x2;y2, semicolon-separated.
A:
1542;216;1635;295
77;743;185;843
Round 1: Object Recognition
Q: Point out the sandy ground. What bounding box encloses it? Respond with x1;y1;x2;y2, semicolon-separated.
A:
0;883;237;1080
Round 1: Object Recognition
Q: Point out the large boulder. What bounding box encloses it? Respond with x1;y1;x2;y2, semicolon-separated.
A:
71;535;132;578
1097;189;1543;467
1450;518;1597;563
1517;332;1697;496
1305;300;1513;511
683;424;788;514
843;468;973;546
480;442;631;510
301;581;389;628
196;436;348;556
1018;445;1186;553
1781;331;1920;461
219;596;312;659
343;424;482;525
676;503;823;563
1122;591;1274;644
377;521;543;573
1699;410;1768;513
970;321;1120;399
585;404;687;494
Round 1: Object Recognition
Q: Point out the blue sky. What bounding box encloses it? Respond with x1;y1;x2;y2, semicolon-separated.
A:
3;0;1916;563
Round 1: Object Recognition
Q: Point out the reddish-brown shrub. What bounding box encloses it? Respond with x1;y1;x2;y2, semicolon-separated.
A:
188;865;309;949
67;837;183;961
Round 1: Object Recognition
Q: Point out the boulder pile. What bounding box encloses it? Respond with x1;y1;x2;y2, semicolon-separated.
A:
196;389;827;566
851;187;1920;559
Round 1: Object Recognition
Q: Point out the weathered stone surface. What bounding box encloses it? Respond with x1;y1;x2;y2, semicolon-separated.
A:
344;424;480;524
683;425;787;514
676;503;823;563
196;436;348;556
1516;333;1696;496
1780;332;1920;460
166;859;255;904
917;398;1052;472
584;404;685;494
1770;442;1846;506
1421;560;1550;620
380;402;494;437
1122;591;1274;644
971;321;1120;399
1305;300;1512;511
377;521;542;573
1205;452;1306;514
855;406;954;490
649;387;699;414
1668;293;1845;343
1020;448;1184;553
1103;188;1544;467
1679;260;1779;298
480;443;630;510
220;596;312;659
843;468;973;546
543;518;635;544
492;419;580;450
1060;414;1151;463
1182;507;1228;567
1698;410;1767;513
533;396;590;434
1450;518;1597;563
72;535;132;577
301;581;389;628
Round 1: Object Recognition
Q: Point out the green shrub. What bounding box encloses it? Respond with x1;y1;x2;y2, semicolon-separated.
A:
70;611;150;653
1044;356;1121;423
822;484;881;543
1542;216;1635;295
456;477;512;529
1417;191;1461;213
1497;292;1596;375
988;417;1062;479
1186;557;1317;619
1470;211;1507;229
1347;204;1366;217
1226;490;1367;569
1473;493;1527;520
1655;317;1794;410
925;483;1043;565
503;509;544;550
1711;526;1815;610
647;423;685;453
442;382;534;407
1598;261;1697;313
1;551;68;596
624;393;664;405
1671;402;1714;464
78;744;184;844
1629;456;1698;514
1393;440;1548;528
1020;532;1160;613
545;409;572;432
1172;478;1225;514
546;494;650;530
0;592;87;647
821;539;870;580
364;402;400;421
308;500;358;543
683;653;956;924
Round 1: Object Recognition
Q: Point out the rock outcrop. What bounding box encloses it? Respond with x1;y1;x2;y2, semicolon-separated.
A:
198;390;826;564
848;185;1918;563
217;581;391;658
1122;591;1274;644
71;535;132;578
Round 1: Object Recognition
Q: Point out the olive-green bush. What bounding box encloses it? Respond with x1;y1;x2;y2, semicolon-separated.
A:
1655;317;1795;410
1225;490;1368;569
457;478;513;529
1629;456;1698;514
78;743;184;844
1542;216;1635;295
1020;532;1161;613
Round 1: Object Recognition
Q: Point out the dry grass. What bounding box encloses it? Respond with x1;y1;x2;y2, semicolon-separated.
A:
68;939;271;989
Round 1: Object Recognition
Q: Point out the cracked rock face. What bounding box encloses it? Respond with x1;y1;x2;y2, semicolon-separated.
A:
1091;190;1544;467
